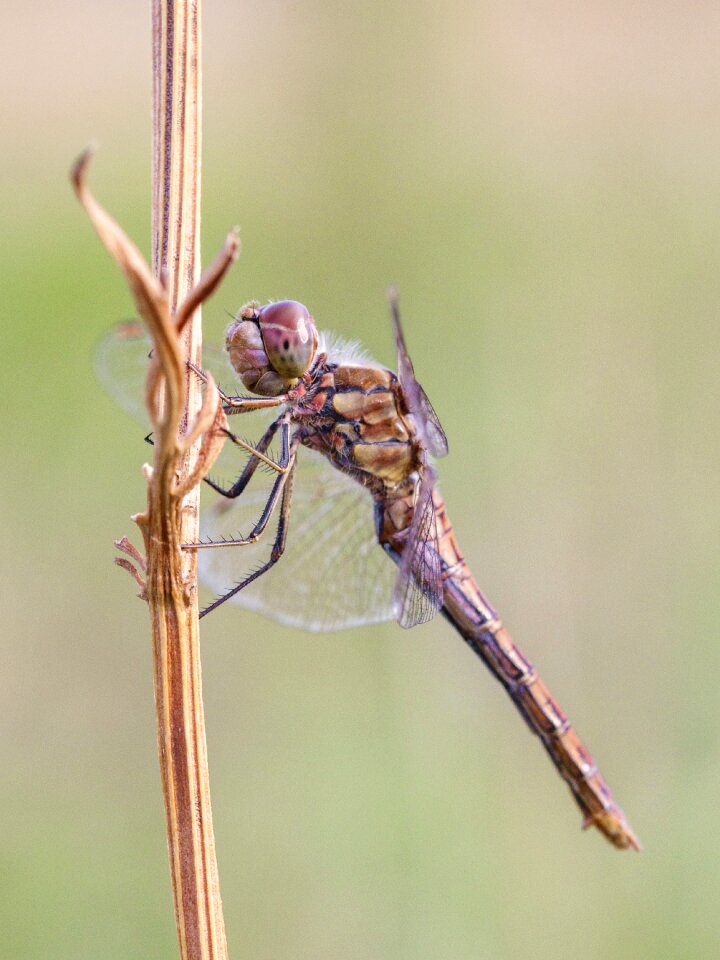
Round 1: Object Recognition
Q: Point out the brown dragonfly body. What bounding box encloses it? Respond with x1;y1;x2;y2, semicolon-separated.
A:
99;295;638;850
198;298;639;851
274;359;637;849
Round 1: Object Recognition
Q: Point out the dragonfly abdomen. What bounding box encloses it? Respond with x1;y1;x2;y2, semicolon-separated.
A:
431;495;640;850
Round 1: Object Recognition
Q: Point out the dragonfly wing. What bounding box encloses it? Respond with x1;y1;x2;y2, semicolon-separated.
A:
95;321;282;483
199;448;397;631
95;321;154;423
95;320;248;424
390;295;449;458
391;466;444;629
412;383;449;459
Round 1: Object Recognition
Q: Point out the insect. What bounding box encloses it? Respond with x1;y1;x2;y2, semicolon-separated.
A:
97;293;639;850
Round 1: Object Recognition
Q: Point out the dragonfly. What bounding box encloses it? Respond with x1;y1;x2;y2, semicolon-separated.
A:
97;294;639;851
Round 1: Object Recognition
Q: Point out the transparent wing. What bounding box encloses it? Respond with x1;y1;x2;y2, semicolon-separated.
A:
95;320;249;425
391;466;444;629
95;320;281;479
95;321;154;423
199;448;398;631
410;383;448;459
389;293;449;458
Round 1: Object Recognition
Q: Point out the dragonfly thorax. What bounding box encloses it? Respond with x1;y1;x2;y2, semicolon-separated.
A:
225;300;319;397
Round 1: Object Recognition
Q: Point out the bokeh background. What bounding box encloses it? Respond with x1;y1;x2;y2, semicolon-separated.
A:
3;2;719;958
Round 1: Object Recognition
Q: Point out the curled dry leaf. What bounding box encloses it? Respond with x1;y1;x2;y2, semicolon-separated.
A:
72;147;236;499
175;228;240;335
174;384;229;499
72;147;183;443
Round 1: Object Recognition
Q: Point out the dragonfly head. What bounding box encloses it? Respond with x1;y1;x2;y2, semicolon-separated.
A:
225;300;319;396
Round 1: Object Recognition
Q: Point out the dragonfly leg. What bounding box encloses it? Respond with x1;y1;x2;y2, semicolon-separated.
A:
184;423;296;551
220;423;288;475
204;417;282;499
188;360;290;412
197;443;298;619
205;416;286;498
145;418;286;496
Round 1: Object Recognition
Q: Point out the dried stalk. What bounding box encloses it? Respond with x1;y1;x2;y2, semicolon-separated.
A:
71;4;238;957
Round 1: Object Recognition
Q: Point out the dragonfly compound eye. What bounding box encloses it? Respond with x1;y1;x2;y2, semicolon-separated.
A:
258;300;318;380
225;312;287;396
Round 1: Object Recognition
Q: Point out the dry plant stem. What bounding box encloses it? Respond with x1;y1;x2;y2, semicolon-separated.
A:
150;8;230;958
72;4;236;949
73;144;236;959
151;5;228;957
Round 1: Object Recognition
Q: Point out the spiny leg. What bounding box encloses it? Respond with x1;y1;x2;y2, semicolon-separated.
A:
188;360;290;413
197;443;298;618
183;424;297;551
205;415;286;499
222;423;286;472
146;412;287;497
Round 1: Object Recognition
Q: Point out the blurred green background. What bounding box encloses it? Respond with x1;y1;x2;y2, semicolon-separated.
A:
3;2;719;957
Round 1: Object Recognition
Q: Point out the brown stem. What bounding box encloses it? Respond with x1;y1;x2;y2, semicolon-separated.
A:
72;3;233;956
149;5;229;959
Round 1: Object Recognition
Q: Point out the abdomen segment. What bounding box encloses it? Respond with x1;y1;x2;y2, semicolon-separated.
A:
436;497;639;850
